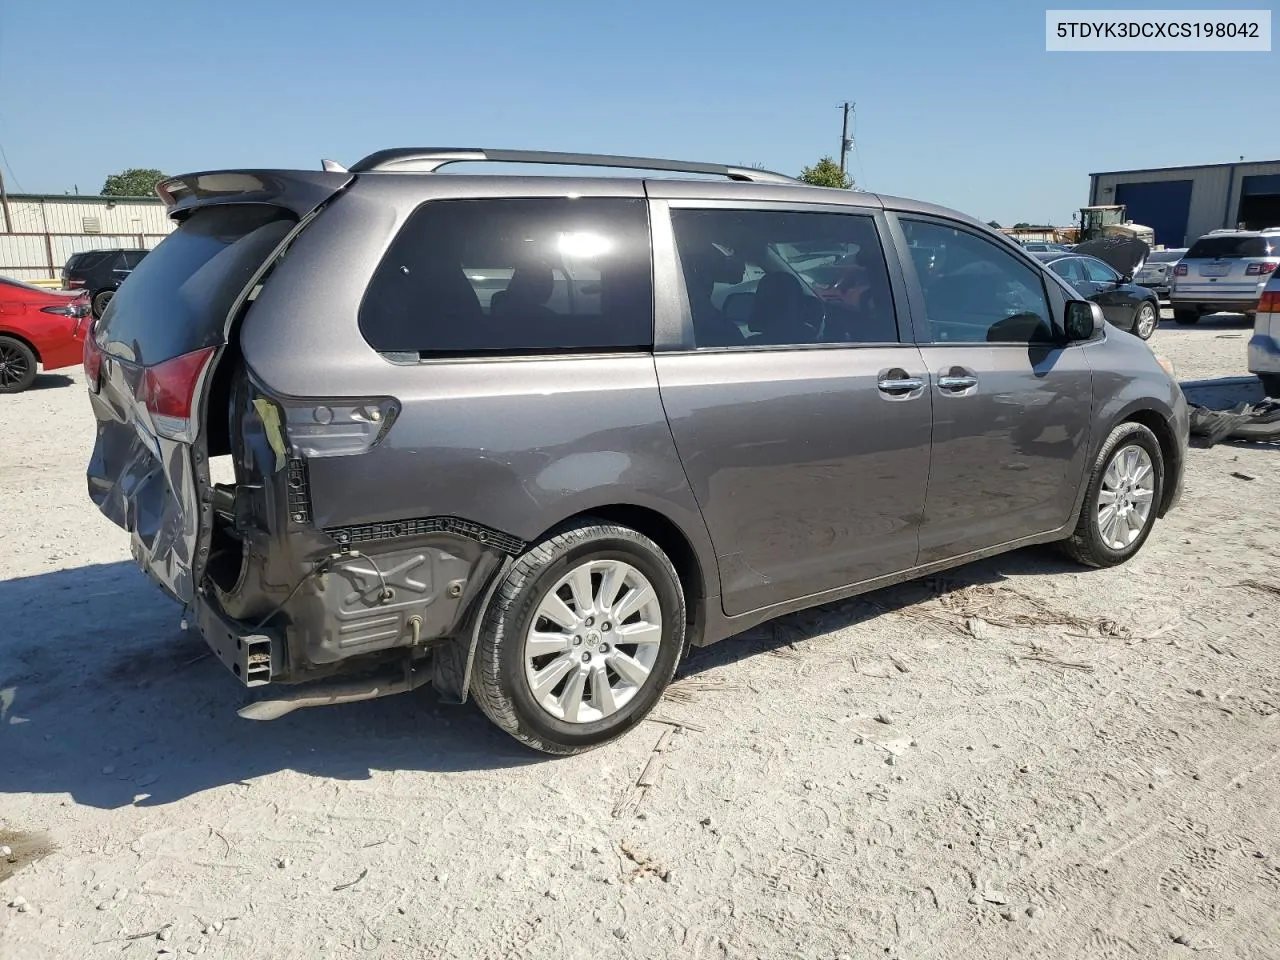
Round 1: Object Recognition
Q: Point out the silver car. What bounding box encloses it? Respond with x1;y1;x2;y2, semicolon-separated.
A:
1169;230;1280;324
1134;248;1186;299
84;148;1189;753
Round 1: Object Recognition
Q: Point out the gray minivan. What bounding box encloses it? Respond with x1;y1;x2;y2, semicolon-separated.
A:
85;149;1188;753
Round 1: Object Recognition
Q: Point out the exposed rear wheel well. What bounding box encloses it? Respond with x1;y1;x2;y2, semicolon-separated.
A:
1123;408;1178;516
0;331;40;363
544;505;707;638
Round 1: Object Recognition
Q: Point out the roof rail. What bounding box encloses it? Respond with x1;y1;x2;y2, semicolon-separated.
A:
347;147;798;184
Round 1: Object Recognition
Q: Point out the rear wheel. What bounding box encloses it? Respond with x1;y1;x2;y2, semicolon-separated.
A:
92;290;114;318
0;336;38;394
1133;302;1158;340
470;520;686;754
1173;309;1199;326
1059;422;1164;568
1260;374;1280;398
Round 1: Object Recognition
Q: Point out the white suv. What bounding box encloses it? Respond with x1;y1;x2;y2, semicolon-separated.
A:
1249;271;1280;396
1169;229;1280;324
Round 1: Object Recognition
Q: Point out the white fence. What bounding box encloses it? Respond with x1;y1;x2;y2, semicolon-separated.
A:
0;232;169;282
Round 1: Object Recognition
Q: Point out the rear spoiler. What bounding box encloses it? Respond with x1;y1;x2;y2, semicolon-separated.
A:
155;170;354;221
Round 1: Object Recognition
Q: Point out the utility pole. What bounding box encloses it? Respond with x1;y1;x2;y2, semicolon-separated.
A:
838;101;854;177
0;167;11;234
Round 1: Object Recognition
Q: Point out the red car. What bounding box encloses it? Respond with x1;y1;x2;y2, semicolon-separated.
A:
0;277;92;393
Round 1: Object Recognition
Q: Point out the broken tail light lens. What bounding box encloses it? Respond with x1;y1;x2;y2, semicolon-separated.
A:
141;346;217;442
1174;264;1188;276
83;333;103;393
1245;262;1277;276
278;397;401;458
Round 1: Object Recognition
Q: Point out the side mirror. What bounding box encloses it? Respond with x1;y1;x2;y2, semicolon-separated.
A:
1064;300;1105;342
1117;274;1133;284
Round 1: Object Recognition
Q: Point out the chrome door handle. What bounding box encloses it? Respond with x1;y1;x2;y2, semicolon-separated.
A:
937;375;978;390
878;377;924;392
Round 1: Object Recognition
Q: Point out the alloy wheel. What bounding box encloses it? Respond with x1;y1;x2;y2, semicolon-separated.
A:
1096;444;1155;550
1135;303;1157;339
523;559;664;724
0;342;31;389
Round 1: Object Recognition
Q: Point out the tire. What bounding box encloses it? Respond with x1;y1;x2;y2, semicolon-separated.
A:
0;335;38;394
470;520;686;755
1133;301;1158;340
1173;309;1199;326
1059;422;1164;568
92;289;114;318
1259;373;1280;399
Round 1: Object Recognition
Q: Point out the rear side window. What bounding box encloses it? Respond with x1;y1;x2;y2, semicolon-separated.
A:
1186;235;1273;258
359;198;653;356
99;205;296;364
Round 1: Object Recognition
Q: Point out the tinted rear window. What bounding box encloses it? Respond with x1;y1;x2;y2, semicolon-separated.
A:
98;205;295;364
1186;236;1274;259
1146;250;1185;263
359;197;653;356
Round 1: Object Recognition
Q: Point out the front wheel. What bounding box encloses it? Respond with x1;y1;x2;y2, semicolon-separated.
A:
1133;302;1158;340
470;520;686;754
1059;422;1164;568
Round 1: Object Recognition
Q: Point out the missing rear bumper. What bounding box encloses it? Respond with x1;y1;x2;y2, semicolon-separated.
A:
196;598;280;687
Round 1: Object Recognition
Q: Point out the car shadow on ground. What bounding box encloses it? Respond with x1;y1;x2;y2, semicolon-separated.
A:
24;373;75;392
0;562;541;810
681;546;1082;678
1155;310;1254;333
2;547;1089;808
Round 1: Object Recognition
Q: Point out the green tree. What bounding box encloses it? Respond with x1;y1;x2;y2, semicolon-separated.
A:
101;168;168;197
987;220;1002;229
798;156;853;189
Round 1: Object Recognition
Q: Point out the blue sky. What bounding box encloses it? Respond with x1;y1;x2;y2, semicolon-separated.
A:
1;0;1274;225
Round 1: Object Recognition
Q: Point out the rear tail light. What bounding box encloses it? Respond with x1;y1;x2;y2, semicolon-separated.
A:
1260;291;1280;313
1173;263;1188;276
83;332;103;393
40;304;77;317
66;279;86;289
1245;262;1278;276
141;346;217;442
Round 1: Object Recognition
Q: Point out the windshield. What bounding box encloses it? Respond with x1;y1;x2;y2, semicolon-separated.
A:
1186;236;1275;259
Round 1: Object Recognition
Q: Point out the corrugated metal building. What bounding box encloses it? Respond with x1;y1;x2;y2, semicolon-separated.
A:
0;194;174;281
1089;160;1280;249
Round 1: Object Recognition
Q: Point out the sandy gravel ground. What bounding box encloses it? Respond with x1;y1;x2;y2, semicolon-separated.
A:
2;313;1278;960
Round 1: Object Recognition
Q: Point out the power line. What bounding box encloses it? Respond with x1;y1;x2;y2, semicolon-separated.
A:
0;116;26;194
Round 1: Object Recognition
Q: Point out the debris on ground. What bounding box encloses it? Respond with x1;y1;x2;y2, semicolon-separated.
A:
619;841;670;882
1190;399;1280;446
900;583;1132;640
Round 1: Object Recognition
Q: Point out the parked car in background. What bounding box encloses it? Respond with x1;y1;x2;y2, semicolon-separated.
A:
1134;248;1186;299
0;276;91;393
1249;270;1280;397
62;248;149;318
1034;252;1162;340
86;148;1187;753
1020;241;1074;254
1169;229;1280;324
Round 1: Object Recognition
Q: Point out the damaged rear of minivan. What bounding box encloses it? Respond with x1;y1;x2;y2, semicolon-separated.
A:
85;171;509;714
